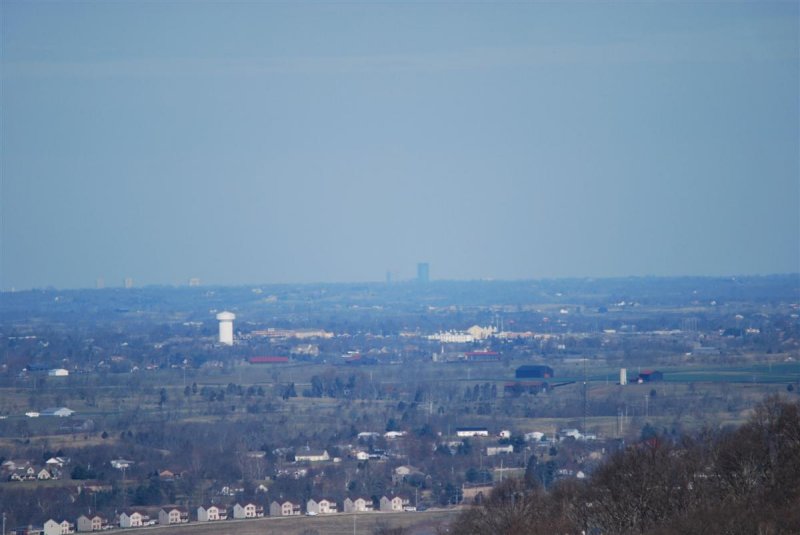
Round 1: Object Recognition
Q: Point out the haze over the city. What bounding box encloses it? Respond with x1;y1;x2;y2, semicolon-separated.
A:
2;2;798;290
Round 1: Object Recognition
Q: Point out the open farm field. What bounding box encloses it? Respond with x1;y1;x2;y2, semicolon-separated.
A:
140;509;459;535
662;362;800;383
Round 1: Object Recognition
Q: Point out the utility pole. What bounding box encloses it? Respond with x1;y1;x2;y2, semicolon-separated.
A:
122;466;127;509
582;358;588;435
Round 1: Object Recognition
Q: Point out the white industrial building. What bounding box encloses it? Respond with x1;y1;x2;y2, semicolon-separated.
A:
427;331;474;343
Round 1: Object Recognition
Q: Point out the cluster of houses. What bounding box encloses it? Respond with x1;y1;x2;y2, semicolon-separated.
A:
269;494;413;516
2;457;67;482
9;425;599;535
21;407;76;418
12;495;416;534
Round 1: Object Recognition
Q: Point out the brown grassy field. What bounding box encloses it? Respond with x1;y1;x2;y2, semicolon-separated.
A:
138;509;460;535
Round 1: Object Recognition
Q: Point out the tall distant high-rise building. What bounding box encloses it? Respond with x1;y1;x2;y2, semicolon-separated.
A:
188;277;201;287
96;277;105;290
124;277;134;289
417;262;430;284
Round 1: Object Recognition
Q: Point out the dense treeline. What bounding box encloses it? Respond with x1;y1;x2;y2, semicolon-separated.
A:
452;396;800;534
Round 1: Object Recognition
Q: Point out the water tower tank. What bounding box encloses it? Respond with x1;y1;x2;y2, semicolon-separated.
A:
216;311;236;345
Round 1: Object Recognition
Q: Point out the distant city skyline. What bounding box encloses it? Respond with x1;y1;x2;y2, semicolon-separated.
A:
2;2;798;290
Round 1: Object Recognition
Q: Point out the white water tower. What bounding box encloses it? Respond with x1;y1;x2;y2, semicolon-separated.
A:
216;311;235;345
620;368;628;386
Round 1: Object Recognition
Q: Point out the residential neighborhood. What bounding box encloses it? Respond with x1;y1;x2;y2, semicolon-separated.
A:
1;278;798;534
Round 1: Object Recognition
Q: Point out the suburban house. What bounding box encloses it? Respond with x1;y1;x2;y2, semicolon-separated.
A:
353;450;370;461
197;505;228;522
456;427;490;438
9;470;29;481
158;506;189;525
40;407;75;418
525;431;546;442
37;469;53;480
232;502;264;519
76;515;107;532
394;465;414;477
306;498;337;515
119;510;148;528
43;519;74;535
343;497;373;513
559;428;583;441
269;500;301;516
486;445;515;456
392;465;424;484
294;449;330;462
1;459;26;471
46;457;68;468
380;495;410;512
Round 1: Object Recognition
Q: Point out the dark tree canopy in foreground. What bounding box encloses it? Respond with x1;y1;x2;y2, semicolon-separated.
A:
451;395;800;535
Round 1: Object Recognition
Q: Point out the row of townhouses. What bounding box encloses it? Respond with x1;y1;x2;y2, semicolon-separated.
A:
14;495;414;534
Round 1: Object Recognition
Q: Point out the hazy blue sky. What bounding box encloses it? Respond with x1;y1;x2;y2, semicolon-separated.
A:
2;2;798;289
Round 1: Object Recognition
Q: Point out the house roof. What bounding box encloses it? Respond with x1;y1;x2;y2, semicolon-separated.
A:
296;448;328;457
121;509;148;516
41;407;74;415
160;506;188;513
200;504;227;510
